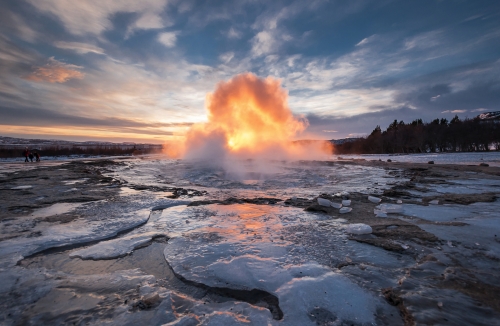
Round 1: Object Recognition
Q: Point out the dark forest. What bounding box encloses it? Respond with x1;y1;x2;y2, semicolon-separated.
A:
334;115;500;154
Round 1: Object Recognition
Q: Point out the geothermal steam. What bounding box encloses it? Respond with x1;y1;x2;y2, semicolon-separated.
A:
168;73;331;161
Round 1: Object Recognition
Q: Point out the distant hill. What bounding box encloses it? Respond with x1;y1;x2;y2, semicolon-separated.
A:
0;136;163;159
329;138;362;145
0;136;161;149
477;111;500;120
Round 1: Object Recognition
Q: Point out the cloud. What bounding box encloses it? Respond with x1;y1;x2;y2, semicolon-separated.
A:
249;2;312;57
133;12;164;30
3;0;500;143
251;31;275;56
356;38;369;46
158;31;178;47
0;34;36;63
0;103;192;130
24;57;84;83
441;110;467;113
54;41;105;55
227;27;242;39
219;52;235;64
0;10;39;42
27;0;169;36
404;30;443;50
471;108;488;112
355;34;378;47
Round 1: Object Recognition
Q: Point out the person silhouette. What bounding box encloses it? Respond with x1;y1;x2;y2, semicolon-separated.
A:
28;152;34;162
23;147;30;162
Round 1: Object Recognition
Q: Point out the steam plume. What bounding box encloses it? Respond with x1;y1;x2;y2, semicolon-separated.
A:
166;73;332;162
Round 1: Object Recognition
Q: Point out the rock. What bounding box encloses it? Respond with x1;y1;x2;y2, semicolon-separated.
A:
479;163;489;167
368;196;382;203
143;293;161;306
133;293;161;310
342;199;351;206
428;161;434;164
331;202;342;209
346;223;372;234
317;198;332;207
387;159;392;162
339;207;352;214
376;204;403;214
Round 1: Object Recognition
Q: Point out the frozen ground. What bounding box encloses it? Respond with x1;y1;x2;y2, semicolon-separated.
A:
338;151;500;167
1;156;499;325
0;154;136;163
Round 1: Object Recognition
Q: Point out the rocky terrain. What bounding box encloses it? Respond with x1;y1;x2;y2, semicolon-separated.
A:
0;157;499;325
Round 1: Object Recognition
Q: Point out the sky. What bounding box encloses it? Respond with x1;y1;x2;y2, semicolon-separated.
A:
1;0;499;143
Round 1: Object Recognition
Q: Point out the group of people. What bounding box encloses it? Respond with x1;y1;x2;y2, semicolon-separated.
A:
23;147;40;162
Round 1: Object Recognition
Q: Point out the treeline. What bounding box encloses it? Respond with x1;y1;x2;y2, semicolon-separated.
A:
334;115;500;154
0;145;163;159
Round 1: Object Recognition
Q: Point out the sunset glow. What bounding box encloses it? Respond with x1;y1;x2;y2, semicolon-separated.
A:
1;1;498;142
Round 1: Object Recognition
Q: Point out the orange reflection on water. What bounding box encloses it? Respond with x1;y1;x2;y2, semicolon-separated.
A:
199;204;283;243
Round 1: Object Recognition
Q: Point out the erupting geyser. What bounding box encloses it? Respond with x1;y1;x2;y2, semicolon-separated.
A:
166;73;331;161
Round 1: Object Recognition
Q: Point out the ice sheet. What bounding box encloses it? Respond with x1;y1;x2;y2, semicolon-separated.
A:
0;209;151;267
70;232;163;260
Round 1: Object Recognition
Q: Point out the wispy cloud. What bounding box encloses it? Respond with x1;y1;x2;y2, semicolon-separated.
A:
251;30;276;57
227;27;242;39
441;109;467;113
27;0;169;36
24;57;84;83
219;52;235;64
54;41;105;55
158;31;178;47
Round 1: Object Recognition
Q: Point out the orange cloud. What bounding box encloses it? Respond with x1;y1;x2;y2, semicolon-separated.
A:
25;57;84;83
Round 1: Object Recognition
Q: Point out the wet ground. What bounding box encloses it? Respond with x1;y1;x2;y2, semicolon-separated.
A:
1;157;500;325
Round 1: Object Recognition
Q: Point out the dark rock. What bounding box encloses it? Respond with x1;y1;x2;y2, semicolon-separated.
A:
479;163;489;167
428;161;434;164
133;293;161;310
382;287;415;326
387;159;392;162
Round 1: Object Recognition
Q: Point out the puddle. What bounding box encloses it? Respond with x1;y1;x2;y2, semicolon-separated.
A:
10;185;33;190
63;178;88;185
21;241;174;280
28;202;84;219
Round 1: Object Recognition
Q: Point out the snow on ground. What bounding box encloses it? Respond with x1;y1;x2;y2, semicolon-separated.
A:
1;156;500;325
338;151;500;167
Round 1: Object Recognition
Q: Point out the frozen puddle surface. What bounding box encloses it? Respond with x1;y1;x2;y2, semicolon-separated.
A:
161;204;400;324
29;202;84;219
